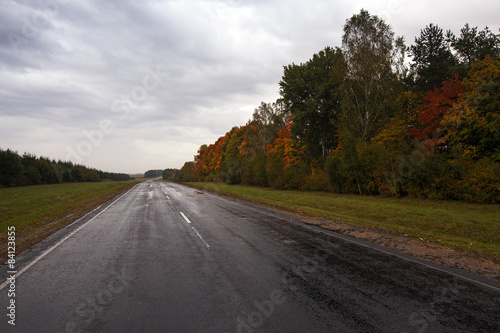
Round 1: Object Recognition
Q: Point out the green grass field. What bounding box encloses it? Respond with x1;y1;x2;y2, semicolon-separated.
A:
0;181;138;260
186;182;500;259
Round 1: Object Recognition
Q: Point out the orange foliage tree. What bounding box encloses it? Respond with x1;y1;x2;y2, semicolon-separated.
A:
442;55;500;160
408;73;465;144
266;120;307;188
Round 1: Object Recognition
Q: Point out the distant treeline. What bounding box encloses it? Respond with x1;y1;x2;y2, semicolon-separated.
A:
0;148;132;187
161;168;191;182
174;11;500;203
144;169;163;178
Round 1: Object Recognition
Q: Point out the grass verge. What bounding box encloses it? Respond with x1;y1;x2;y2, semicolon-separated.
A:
0;181;139;260
185;182;500;260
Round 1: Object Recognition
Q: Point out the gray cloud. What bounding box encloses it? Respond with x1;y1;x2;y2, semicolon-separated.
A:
1;0;499;172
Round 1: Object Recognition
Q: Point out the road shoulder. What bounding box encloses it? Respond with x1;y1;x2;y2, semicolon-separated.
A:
288;211;500;282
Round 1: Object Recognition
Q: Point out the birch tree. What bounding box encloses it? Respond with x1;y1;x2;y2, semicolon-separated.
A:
341;9;404;143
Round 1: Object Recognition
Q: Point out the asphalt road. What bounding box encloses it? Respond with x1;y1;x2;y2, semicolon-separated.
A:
1;181;499;332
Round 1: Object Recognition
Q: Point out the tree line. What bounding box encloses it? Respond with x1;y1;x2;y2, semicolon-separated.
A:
0;148;132;187
144;169;163;178
175;10;500;203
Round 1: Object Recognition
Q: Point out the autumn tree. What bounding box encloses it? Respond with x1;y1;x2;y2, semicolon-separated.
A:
266;120;307;189
238;122;268;185
252;102;275;153
340;9;404;143
223;127;244;184
239;122;260;159
194;144;209;179
241;101;287;158
212;133;230;175
443;55;500;160
176;162;196;182
280;46;342;163
372;91;424;195
408;73;465;145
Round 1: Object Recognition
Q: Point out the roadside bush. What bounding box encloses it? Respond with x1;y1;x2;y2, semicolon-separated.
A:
459;158;500;203
301;170;331;191
241;152;268;186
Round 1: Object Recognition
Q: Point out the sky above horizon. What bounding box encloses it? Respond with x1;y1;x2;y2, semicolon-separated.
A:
1;0;499;173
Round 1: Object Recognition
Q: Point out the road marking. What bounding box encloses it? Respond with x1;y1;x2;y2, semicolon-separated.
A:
179;212;210;249
180;212;191;223
191;226;211;249
0;187;134;291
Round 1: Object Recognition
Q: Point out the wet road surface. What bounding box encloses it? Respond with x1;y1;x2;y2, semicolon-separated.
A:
1;181;499;332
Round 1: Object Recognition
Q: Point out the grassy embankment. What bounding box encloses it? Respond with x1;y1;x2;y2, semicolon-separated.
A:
186;182;500;260
0;181;138;260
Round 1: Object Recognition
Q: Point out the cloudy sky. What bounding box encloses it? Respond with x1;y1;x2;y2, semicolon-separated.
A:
1;0;499;173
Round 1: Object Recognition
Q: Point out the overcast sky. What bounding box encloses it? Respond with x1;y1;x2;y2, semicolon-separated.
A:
1;0;499;173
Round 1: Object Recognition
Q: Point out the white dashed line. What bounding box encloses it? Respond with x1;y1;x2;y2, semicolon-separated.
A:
179;212;210;249
180;212;191;223
191;226;210;249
